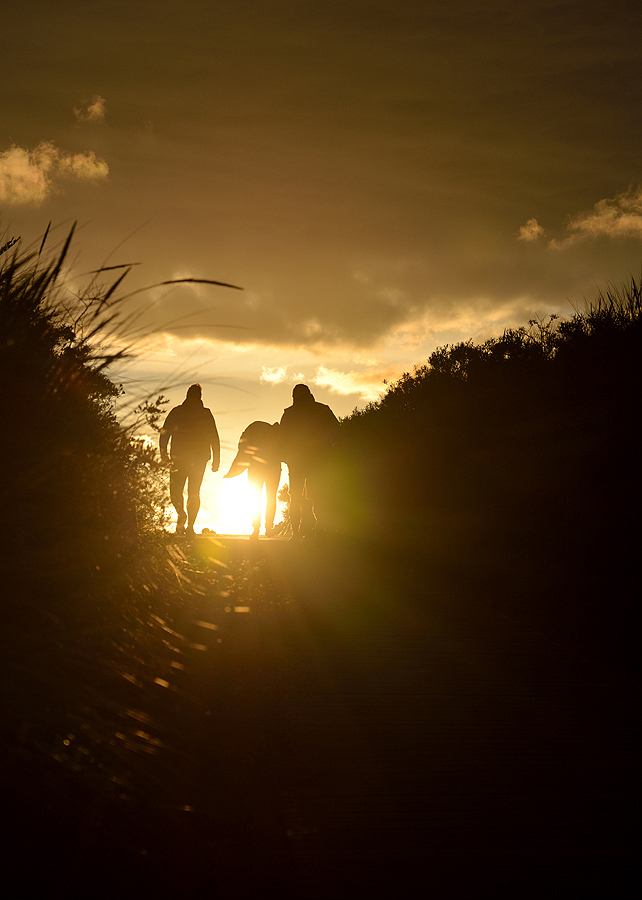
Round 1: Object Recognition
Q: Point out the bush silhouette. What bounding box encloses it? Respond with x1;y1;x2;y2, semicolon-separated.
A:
333;279;640;663
0;227;168;614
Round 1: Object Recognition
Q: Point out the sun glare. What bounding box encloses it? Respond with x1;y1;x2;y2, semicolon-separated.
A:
188;469;286;536
199;471;256;535
161;465;288;537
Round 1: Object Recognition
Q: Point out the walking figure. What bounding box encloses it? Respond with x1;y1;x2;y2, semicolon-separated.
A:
280;384;340;540
159;384;220;535
224;421;281;539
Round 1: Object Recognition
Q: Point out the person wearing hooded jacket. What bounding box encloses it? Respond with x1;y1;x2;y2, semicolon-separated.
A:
159;384;220;535
280;384;340;540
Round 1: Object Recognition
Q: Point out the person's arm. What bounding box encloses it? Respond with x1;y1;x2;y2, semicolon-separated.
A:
159;411;174;461
209;414;220;472
327;407;340;428
278;409;292;461
322;405;341;444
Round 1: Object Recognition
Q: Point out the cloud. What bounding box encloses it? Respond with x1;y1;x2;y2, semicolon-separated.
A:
128;175;642;358
566;187;642;241
313;364;405;402
548;187;642;248
517;218;545;242
74;95;106;123
0;141;108;205
259;360;396;402
260;365;288;384
0;145;51;204
259;365;305;386
58;150;109;180
142;258;553;360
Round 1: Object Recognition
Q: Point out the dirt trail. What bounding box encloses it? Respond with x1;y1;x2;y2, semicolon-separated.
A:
2;535;638;898
166;536;638;897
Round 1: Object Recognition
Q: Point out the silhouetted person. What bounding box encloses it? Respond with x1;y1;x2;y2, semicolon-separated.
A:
224;421;282;538
280;384;340;540
159;384;220;535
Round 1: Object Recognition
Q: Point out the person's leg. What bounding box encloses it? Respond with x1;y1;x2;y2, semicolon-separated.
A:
264;465;281;535
247;467;264;537
288;467;305;538
169;464;188;531
186;460;207;533
304;463;323;538
300;488;317;539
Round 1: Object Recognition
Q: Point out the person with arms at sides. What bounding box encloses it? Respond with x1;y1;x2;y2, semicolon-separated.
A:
280;384;340;541
160;384;220;536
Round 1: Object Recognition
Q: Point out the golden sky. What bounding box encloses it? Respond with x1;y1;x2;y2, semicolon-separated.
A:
3;0;642;475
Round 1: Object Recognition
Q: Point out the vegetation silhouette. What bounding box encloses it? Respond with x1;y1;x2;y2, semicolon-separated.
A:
330;281;640;666
0;225;239;622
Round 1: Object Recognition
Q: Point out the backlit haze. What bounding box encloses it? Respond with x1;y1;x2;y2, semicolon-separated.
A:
3;1;641;531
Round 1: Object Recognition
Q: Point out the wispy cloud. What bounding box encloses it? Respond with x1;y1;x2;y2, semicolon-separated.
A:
517;218;545;242
0;141;108;205
566;187;642;240
74;95;107;123
547;187;642;248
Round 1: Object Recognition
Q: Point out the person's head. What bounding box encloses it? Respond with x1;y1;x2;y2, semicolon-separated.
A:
186;383;202;401
292;383;314;404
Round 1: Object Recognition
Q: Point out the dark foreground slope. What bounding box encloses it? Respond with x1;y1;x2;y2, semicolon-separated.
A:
1;536;638;899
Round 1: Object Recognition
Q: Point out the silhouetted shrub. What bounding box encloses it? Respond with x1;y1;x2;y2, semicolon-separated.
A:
0;227;168;613
336;278;640;661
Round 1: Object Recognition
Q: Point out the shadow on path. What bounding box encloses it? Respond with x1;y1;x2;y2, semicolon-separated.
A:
1;535;638;898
